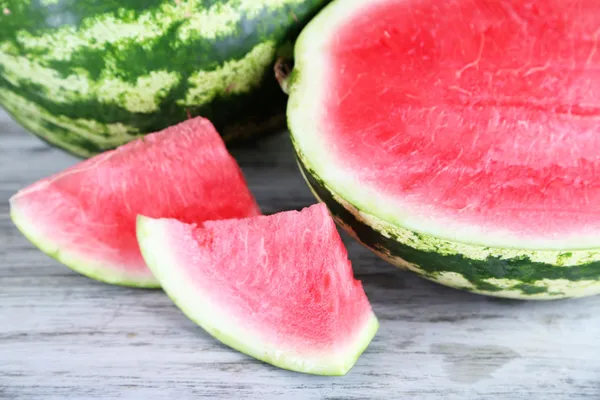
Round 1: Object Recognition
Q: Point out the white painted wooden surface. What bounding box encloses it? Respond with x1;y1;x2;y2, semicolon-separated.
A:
1;109;600;399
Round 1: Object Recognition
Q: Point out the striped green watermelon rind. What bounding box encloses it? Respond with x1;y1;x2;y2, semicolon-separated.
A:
294;152;600;300
0;0;328;157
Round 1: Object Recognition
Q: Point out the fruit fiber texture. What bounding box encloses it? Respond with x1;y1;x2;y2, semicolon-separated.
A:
287;0;600;299
137;203;379;375
10;117;260;287
0;0;329;157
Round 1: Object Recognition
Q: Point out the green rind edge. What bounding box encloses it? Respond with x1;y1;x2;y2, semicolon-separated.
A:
136;215;379;375
293;155;600;300
9;203;160;288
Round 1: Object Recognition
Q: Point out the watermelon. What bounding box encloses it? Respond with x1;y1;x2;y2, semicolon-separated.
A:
9;117;260;287
0;0;329;158
286;0;600;299
136;203;379;375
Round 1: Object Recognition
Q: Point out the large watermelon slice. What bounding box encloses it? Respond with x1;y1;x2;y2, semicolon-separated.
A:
0;0;329;157
10;117;260;287
136;203;379;375
286;0;600;299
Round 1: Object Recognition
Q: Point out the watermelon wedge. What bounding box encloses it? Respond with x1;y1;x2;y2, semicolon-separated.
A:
136;203;379;375
10;117;260;287
286;0;600;299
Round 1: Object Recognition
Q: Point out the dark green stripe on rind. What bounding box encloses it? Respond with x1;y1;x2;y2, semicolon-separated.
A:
296;158;600;299
0;87;107;156
1;0;329;157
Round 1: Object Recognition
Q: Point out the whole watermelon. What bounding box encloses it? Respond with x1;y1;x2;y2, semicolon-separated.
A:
0;0;328;157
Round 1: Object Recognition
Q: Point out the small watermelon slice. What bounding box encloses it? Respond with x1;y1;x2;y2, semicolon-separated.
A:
136;203;379;375
286;0;600;299
10;117;260;287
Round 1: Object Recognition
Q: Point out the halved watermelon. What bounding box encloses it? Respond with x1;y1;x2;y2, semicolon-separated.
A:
136;203;379;375
286;0;600;299
10;117;260;287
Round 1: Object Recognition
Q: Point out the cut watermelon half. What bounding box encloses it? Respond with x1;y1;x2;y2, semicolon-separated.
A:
287;0;600;299
136;203;379;375
10;117;260;287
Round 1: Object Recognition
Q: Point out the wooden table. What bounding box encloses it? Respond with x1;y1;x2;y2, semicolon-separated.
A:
1;109;599;399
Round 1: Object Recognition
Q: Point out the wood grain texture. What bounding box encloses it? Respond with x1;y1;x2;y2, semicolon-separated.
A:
1;109;600;400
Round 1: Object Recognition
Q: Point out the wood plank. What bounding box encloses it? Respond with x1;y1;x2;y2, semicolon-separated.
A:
1;110;600;399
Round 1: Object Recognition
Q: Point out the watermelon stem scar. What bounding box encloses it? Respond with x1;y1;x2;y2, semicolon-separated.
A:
275;57;294;95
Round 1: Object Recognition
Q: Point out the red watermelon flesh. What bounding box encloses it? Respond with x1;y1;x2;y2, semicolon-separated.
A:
320;0;600;247
10;117;261;287
136;203;379;375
